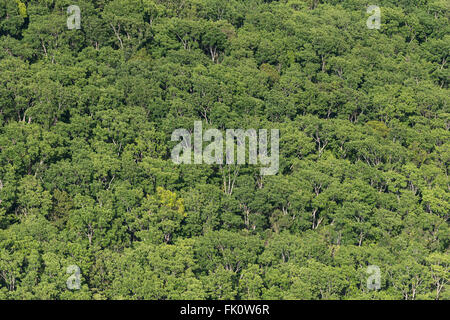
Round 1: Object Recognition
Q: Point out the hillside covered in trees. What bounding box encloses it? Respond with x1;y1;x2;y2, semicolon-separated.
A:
0;0;448;300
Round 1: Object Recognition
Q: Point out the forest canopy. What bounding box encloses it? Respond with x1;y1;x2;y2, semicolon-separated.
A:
0;0;448;300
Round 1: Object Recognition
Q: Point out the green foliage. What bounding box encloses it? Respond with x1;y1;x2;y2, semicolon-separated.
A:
0;0;448;300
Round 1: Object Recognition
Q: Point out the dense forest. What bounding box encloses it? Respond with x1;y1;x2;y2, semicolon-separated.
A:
0;0;448;300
